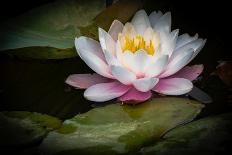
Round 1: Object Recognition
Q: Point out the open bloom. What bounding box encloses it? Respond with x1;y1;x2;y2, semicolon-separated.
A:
66;10;206;102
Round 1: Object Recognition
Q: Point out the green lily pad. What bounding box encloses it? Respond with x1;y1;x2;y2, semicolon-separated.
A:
140;113;232;155
0;0;105;50
0;0;141;59
0;111;62;147
39;97;204;154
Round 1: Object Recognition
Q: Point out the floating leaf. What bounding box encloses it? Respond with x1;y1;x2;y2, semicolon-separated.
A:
0;0;141;59
140;113;232;155
0;0;105;50
39;97;204;154
0;111;62;148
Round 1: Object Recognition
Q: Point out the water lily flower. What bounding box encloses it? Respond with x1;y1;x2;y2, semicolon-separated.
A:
66;10;206;103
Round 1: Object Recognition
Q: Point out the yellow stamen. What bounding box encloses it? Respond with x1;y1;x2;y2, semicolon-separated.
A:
120;35;155;55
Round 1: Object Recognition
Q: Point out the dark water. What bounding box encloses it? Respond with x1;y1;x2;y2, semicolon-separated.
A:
0;55;96;120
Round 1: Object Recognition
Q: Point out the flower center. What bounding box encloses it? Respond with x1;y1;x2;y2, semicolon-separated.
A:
120;35;155;55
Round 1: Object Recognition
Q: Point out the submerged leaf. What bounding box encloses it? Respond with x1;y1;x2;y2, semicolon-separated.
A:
39;97;204;154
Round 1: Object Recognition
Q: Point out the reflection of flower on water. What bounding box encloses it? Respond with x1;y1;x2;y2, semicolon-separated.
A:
66;10;206;103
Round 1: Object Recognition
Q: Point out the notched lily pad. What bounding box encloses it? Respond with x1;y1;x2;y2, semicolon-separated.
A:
140;113;232;155
39;97;204;154
0;111;62;148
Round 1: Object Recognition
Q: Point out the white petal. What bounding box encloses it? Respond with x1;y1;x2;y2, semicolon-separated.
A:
143;27;154;45
176;33;198;49
122;23;136;39
111;65;136;85
84;81;130;102
75;37;113;78
149;11;163;27
104;49;121;66
131;9;151;35
99;28;116;56
145;55;169;77
153;12;171;32
159;49;194;78
133;77;159;92
75;37;105;60
121;51;135;71
152;31;160;50
159;29;179;57
133;50;152;76
189;39;206;62
152;78;193;95
121;50;152;76
172;38;206;61
116;40;124;62
108;20;124;41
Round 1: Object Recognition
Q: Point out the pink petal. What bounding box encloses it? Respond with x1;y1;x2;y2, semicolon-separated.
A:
65;73;110;89
152;78;193;95
108;20;124;41
84;81;130;102
119;88;152;102
169;65;204;81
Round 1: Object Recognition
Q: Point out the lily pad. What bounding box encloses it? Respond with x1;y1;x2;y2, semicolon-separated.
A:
140;113;232;155
0;0;141;59
0;0;105;50
39;97;204;154
0;111;62;147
